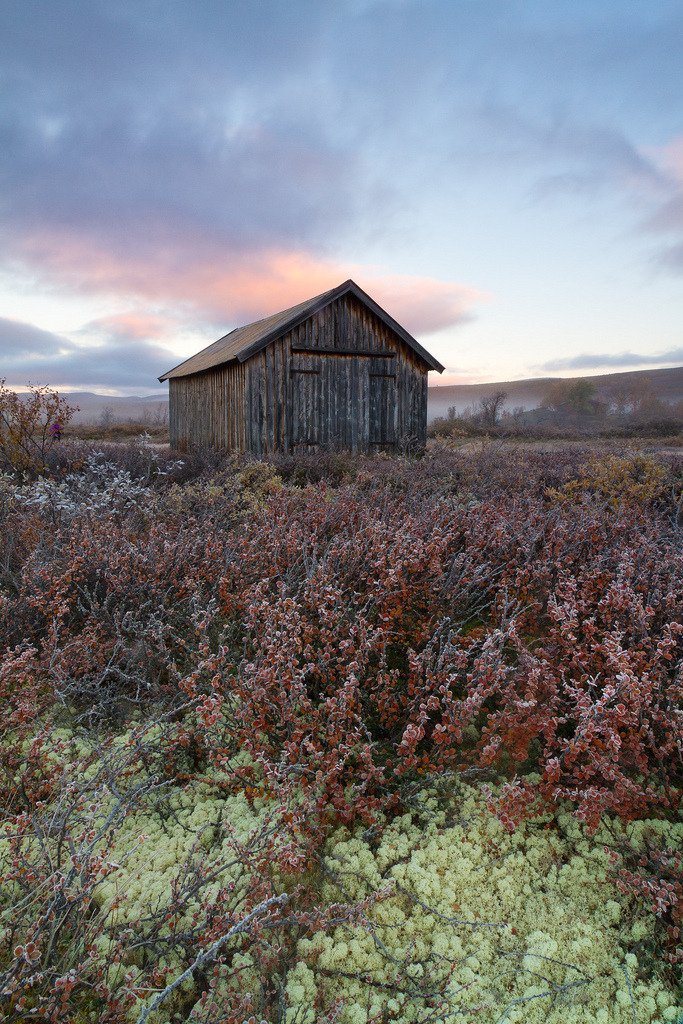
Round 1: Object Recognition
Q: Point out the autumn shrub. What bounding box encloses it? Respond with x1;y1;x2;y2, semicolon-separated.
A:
0;380;78;477
271;448;359;487
546;453;671;508
0;443;681;1020
65;435;188;486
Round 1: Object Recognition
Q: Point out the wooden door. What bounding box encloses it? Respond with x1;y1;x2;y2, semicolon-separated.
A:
369;372;397;446
290;368;321;448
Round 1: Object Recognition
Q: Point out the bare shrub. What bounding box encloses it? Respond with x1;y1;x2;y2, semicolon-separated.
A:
0;380;77;477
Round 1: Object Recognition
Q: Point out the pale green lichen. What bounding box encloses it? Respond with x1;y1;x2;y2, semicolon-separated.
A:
3;723;680;1024
93;784;264;926
289;784;682;1024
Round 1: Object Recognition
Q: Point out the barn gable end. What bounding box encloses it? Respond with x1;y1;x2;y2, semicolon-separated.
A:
160;280;444;454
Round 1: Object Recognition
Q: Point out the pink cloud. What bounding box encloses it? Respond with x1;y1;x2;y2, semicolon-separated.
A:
15;229;486;336
434;372;492;386
81;312;176;340
356;273;486;334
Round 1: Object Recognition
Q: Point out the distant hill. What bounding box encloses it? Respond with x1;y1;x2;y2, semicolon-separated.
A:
55;391;169;425
52;366;683;427
427;366;683;422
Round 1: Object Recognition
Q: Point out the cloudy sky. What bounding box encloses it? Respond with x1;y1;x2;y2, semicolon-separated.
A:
1;0;682;394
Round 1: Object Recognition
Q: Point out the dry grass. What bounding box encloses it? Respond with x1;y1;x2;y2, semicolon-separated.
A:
68;421;169;442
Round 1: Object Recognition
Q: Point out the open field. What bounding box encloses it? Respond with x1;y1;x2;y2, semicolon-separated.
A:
428;366;683;420
1;441;681;1023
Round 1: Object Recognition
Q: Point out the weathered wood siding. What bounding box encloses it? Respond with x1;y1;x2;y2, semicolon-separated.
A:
169;361;247;450
282;292;427;453
169;293;429;454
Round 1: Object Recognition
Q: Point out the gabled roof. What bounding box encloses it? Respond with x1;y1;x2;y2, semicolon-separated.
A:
159;279;445;380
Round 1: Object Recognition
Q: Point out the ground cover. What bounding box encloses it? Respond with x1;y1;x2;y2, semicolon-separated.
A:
0;440;681;1022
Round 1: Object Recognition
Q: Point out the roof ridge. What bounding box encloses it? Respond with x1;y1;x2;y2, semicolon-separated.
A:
159;279;443;380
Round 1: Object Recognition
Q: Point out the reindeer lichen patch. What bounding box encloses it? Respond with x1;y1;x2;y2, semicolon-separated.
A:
293;785;681;1024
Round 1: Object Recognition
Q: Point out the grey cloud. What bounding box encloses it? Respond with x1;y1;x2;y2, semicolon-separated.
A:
0;315;177;390
643;194;683;273
0;318;72;357
42;340;178;389
519;114;683;273
0;110;368;256
2;1;676;250
540;348;683;372
531;120;669;199
460;101;670;201
321;3;683;268
0;0;385;291
646;194;683;234
3;0;683;318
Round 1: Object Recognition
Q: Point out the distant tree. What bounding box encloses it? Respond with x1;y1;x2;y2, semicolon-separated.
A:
501;405;528;428
606;381;633;417
151;402;168;427
623;378;673;424
542;379;602;421
477;390;508;428
605;377;680;431
99;404;115;428
605;377;653;418
635;393;669;421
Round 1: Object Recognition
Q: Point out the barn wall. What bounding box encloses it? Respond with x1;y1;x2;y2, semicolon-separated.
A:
169;361;247;450
169;293;429;453
276;292;428;453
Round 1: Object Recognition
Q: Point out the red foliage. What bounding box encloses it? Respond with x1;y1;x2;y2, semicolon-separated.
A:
1;443;682;1015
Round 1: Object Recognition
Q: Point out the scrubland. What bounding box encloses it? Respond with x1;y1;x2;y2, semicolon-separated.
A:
0;436;682;1023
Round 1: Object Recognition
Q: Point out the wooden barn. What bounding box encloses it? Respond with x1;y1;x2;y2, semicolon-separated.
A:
159;279;444;454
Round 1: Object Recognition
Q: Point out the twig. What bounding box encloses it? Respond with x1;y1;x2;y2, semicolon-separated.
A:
622;961;637;1024
133;892;289;1024
494;978;591;1022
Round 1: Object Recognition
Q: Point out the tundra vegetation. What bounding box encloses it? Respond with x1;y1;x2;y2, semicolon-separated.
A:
430;376;683;439
0;386;681;1023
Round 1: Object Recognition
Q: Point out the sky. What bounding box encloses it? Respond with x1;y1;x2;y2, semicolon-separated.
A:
1;0;682;395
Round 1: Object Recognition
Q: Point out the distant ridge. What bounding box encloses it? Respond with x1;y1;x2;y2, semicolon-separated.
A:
41;366;683;425
52;391;168;425
427;365;683;422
